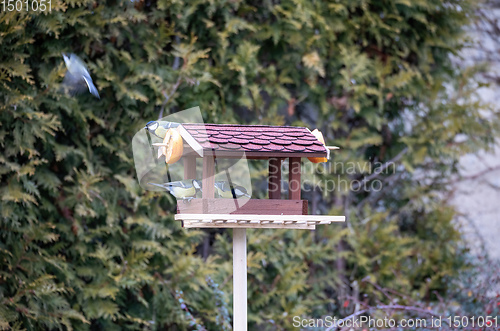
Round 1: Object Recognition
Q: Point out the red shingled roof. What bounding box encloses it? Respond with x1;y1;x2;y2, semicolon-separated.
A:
181;123;328;158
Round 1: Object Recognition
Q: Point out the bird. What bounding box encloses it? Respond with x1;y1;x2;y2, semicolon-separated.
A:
144;121;180;139
214;181;251;199
147;179;201;201
62;53;100;99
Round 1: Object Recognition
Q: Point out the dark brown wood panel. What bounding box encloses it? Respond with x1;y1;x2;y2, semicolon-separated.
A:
177;198;308;215
268;158;282;199
289;157;301;200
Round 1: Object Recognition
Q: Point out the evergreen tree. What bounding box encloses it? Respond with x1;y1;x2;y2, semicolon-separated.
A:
1;0;498;329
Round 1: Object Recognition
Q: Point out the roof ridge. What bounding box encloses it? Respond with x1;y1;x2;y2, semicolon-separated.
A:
182;123;307;129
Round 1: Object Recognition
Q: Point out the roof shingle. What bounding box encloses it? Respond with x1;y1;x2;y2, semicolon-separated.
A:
181;123;327;157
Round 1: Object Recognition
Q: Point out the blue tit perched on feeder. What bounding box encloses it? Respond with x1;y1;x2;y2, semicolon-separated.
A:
144;121;180;139
148;179;201;201
214;181;251;199
62;53;100;99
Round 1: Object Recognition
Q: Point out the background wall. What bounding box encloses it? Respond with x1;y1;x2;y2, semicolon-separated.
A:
453;3;500;260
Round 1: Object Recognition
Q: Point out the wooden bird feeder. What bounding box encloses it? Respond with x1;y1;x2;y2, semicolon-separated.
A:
170;123;345;331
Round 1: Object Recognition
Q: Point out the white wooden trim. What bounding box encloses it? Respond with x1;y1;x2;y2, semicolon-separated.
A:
175;214;345;222
175;214;345;229
178;125;204;157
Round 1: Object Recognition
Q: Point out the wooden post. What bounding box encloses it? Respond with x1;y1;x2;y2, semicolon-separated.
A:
268;158;282;199
289;157;301;200
233;228;247;331
202;156;215;199
184;155;197;180
202;156;215;216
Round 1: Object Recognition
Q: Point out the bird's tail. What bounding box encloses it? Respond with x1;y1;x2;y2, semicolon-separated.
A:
147;182;169;190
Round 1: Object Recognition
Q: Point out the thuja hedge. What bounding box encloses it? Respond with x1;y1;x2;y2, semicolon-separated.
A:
1;0;498;329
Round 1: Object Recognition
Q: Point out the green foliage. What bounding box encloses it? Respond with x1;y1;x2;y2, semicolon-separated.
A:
1;0;499;329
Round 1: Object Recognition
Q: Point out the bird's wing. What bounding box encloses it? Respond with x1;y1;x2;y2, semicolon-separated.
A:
234;186;250;197
234;186;247;193
193;180;202;189
167;181;193;188
62;71;80;86
82;76;100;99
70;54;88;73
158;121;174;128
214;182;223;192
225;183;233;192
62;72;88;95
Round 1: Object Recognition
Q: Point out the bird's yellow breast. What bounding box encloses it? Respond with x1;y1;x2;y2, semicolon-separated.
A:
154;126;168;139
170;186;196;198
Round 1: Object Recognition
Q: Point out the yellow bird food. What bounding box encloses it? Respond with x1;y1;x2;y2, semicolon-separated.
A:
307;129;328;163
157;127;184;164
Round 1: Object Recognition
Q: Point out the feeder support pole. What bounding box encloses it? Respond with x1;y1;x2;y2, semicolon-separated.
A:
233;228;247;331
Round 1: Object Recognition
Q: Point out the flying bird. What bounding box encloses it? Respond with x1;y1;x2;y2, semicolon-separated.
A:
148;179;201;201
62;53;100;99
214;181;251;199
145;121;180;139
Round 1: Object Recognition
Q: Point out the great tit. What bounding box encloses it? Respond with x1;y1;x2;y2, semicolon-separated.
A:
148;179;201;201
214;181;251;199
144;121;180;139
62;53;100;99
